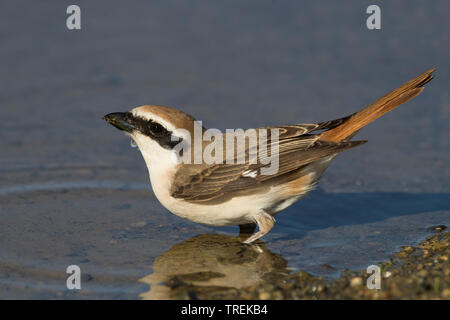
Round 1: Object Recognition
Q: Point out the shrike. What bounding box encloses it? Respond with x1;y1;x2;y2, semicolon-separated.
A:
104;69;434;243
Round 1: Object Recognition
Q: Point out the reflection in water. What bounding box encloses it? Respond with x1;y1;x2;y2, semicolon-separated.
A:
139;234;289;299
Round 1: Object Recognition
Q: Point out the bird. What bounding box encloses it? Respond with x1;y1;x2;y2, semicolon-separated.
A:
103;68;434;243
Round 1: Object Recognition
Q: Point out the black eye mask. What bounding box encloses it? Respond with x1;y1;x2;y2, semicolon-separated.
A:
125;112;182;150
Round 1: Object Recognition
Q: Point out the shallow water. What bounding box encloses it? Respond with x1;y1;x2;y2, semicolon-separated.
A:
1;1;449;299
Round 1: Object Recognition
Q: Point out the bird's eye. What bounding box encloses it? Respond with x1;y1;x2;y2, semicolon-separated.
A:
150;122;164;134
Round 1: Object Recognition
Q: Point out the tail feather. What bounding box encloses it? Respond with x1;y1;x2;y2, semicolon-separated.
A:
320;68;435;143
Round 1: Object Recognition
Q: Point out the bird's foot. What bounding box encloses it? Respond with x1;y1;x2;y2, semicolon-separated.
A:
241;210;275;244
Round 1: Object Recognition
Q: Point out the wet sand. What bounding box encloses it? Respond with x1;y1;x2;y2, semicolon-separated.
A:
0;1;449;299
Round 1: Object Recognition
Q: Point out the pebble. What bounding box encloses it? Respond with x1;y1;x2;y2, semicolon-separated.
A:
417;270;428;277
259;292;271;300
403;246;414;254
429;225;447;232
350;277;363;287
442;289;450;299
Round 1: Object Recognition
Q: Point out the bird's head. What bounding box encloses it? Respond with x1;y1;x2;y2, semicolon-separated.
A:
103;105;198;171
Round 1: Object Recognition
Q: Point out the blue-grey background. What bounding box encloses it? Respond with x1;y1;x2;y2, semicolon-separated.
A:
0;1;449;298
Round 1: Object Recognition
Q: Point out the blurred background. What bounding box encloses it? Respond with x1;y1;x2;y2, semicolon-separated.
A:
0;0;449;299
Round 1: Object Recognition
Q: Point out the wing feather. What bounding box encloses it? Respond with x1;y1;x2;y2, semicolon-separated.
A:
170;119;363;202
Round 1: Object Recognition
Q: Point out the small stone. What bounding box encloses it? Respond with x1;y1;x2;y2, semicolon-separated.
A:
442;289;450;299
272;290;284;300
350;277;363;287
428;225;447;232
404;246;414;254
418;270;428;278
259;292;271;300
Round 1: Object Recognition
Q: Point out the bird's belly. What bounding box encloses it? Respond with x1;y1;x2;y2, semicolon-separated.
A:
152;183;313;227
155;191;273;226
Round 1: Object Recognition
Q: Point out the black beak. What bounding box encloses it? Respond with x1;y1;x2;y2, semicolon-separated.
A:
103;112;136;132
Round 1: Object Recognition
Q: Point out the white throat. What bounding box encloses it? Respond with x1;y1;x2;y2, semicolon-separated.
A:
131;132;178;198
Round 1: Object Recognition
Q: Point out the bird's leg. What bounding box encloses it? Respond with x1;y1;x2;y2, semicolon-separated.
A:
242;210;275;244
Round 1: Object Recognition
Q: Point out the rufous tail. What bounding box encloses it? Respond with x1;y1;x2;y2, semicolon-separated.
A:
320;68;435;143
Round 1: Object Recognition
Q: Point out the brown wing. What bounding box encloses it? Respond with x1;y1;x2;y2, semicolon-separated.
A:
170;119;364;202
